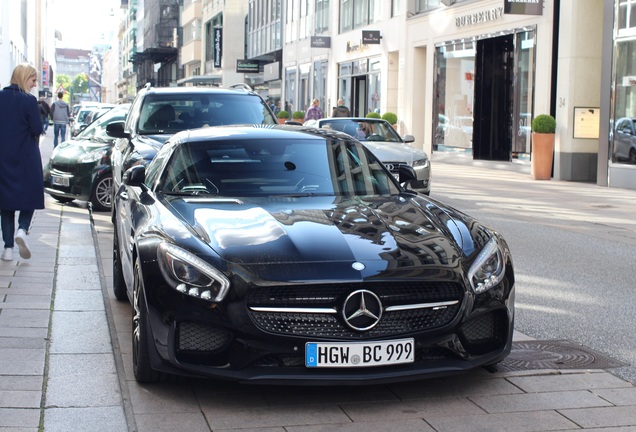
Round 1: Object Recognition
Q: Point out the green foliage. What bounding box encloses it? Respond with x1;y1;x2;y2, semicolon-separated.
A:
531;114;556;133
56;74;72;90
71;73;89;96
382;112;398;125
292;110;305;119
277;110;290;118
366;112;381;118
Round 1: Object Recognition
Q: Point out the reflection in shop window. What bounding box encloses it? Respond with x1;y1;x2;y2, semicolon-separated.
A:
434;41;475;152
611;39;636;164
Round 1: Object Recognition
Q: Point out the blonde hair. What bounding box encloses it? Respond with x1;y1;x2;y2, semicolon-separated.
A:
10;63;38;93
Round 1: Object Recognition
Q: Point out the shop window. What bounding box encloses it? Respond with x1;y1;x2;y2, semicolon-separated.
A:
610;39;636;165
416;0;440;13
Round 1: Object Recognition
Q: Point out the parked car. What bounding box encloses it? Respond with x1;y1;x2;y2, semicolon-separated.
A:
112;124;515;384
43;104;131;211
71;103;115;137
612;117;636;164
305;117;431;194
106;84;278;217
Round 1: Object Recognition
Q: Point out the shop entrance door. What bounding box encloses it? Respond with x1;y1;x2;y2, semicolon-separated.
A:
473;35;514;161
352;76;367;117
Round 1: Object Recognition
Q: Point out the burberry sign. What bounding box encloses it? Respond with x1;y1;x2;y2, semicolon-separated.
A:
455;7;504;27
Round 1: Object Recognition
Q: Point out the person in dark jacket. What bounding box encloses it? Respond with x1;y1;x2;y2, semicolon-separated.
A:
38;97;51;134
332;98;351;117
50;91;71;147
0;63;44;261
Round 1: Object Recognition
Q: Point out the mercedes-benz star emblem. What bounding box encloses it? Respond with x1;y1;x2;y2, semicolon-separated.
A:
352;262;365;271
342;289;383;331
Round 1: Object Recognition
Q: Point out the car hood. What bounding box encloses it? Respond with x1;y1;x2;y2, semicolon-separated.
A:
135;134;172;160
163;194;486;272
361;141;428;164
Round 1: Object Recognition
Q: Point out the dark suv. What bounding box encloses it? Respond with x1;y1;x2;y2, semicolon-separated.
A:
106;84;277;212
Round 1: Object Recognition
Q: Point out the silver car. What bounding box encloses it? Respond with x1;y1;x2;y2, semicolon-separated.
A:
306;117;431;194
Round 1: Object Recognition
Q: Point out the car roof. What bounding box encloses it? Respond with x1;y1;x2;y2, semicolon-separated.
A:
318;117;390;124
173;124;354;143
140;85;261;97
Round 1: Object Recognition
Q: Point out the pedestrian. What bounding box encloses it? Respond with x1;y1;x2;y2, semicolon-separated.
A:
332;98;351;117
0;63;44;261
38;96;51;134
304;99;324;121
50;90;71;147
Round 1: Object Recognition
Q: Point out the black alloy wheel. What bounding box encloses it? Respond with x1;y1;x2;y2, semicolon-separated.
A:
112;225;128;301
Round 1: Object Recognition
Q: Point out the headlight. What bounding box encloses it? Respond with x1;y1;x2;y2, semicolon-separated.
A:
467;237;505;294
412;157;429;168
157;243;230;302
78;148;108;163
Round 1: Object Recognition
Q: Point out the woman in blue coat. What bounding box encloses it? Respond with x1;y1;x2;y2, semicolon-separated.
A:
0;64;44;261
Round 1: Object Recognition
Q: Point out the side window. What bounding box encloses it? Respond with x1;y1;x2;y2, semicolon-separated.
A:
126;92;145;133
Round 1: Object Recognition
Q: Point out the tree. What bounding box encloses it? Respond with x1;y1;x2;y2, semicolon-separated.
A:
70;73;89;102
55;74;72;102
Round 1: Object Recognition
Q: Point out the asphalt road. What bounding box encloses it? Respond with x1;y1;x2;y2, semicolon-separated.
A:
428;160;636;385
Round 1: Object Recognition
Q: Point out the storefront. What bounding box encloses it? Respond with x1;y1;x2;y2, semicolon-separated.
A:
403;1;554;162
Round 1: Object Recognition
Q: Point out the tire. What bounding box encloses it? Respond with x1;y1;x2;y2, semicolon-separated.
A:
90;175;113;212
112;225;128;301
50;194;74;204
132;258;162;383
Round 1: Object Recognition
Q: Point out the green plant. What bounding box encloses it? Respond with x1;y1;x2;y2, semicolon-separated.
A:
531;114;556;134
366;112;381;119
382;112;398;125
292;110;305;119
277;110;290;119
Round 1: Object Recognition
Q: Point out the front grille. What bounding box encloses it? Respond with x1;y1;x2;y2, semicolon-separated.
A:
51;161;79;174
383;161;406;174
247;282;463;339
176;321;232;353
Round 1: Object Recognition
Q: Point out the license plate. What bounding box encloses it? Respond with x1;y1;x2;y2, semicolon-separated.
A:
51;175;69;187
305;339;414;368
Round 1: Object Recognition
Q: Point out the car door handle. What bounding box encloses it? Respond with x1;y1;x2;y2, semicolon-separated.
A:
119;192;128;200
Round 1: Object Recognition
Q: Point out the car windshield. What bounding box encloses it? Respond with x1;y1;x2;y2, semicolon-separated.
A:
154;138;400;197
77;105;130;142
317;119;402;143
138;93;276;134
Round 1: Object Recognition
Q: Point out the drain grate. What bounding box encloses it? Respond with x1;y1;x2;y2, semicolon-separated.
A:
488;340;627;372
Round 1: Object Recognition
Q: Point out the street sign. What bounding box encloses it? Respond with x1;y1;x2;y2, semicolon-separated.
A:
56;85;65;94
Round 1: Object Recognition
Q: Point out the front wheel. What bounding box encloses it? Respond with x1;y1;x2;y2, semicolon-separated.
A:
132;258;162;383
112;225;128;301
90;175;113;212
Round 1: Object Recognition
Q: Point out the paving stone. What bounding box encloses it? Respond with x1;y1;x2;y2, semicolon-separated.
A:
340;397;484;422
425;410;580;431
55;264;100;290
0;390;41;408
127;382;201;414
508;372;634;393
0;327;48;339
470;389;612;413
0;407;41;429
594;387;636;405
0;375;43;391
0;309;50;328
53;290;104;311
285;419;435;432
389;375;523;399
134;412;211;432
49;311;111;354
43;406;127;432
559;406;636;428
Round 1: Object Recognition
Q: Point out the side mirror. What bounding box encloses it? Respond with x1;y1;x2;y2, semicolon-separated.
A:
403;134;415;143
106;121;129;139
123;165;146;188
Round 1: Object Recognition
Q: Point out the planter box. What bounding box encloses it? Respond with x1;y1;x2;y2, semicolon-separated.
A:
531;132;555;180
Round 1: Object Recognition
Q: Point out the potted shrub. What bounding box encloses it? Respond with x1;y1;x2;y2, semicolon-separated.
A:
531;114;556;180
382;112;398;128
366;112;381;119
277;110;290;124
292;110;305;122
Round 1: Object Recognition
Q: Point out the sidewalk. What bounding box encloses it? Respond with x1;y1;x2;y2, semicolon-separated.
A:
2;132;636;431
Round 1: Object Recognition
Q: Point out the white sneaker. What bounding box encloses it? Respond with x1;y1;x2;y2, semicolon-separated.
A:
1;248;13;261
15;229;31;259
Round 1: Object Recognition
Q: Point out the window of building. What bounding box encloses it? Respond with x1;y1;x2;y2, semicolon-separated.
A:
339;0;377;34
315;0;330;33
183;19;201;45
416;0;440;13
618;0;636;34
610;38;636;164
313;60;328;114
392;0;401;17
285;66;298;113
